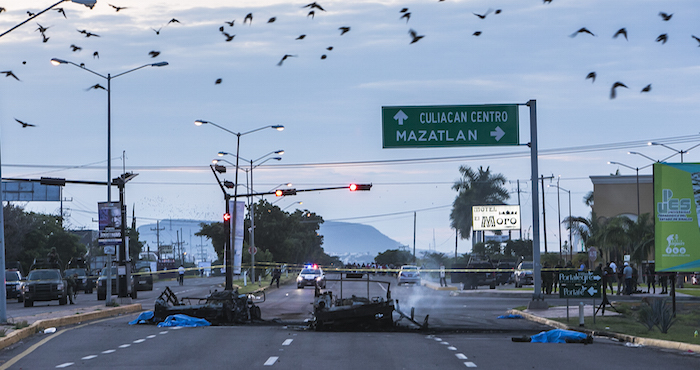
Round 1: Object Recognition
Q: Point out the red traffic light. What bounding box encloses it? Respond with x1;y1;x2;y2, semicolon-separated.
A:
275;189;297;197
349;183;372;191
223;213;231;221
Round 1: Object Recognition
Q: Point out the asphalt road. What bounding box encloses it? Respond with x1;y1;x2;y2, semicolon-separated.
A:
2;274;699;369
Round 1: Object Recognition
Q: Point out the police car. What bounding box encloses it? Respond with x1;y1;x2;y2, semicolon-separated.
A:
297;264;326;289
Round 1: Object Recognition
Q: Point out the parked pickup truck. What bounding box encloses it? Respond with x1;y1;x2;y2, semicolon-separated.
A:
23;268;68;307
450;259;496;290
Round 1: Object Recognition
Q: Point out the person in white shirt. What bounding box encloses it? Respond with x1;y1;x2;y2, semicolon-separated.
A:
178;265;185;285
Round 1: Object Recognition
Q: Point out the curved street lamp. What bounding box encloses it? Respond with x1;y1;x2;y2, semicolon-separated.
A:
648;142;700;163
194;120;284;290
52;58;168;304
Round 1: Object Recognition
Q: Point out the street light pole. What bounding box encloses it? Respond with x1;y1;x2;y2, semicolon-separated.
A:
195;120;283;291
550;184;572;262
52;58;168;303
648;142;700;163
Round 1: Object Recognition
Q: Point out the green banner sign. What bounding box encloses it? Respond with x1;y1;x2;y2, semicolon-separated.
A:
558;271;602;298
654;162;700;272
381;104;519;148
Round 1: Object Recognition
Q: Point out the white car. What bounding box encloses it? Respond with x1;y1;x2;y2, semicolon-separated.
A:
297;265;326;289
397;265;421;285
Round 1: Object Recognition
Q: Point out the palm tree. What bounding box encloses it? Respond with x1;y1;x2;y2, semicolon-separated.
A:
450;166;509;240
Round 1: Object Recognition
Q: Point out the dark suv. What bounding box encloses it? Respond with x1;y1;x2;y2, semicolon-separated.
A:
6;270;25;302
97;266;137;300
23;269;68;307
451;259;496;290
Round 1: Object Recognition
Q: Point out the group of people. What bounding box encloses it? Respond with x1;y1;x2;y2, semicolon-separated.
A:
598;261;670;296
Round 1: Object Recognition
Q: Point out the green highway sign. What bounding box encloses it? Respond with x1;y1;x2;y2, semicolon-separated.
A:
558;271;602;299
382;104;519;148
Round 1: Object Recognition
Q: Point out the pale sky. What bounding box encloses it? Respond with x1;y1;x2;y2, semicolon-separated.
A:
1;0;699;256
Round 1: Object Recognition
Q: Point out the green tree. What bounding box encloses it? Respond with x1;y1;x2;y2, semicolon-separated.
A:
375;249;414;266
503;239;533;259
450;166;510;240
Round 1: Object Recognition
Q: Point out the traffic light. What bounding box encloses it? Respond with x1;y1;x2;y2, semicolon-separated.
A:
214;164;226;173
275;188;297;197
223;180;234;189
223;213;231;222
349;183;372;191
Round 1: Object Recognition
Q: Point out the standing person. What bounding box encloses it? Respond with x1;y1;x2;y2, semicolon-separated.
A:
623;262;634;295
439;264;447;287
47;247;62;269
178;265;185;286
270;266;281;288
541;262;553;295
66;273;77;304
616;262;625;295
646;264;656;294
604;262;614;294
659;272;668;294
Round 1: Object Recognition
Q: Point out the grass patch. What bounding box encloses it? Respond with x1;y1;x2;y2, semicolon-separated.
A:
12;320;29;330
678;288;700;297
552;301;700;345
0;328;6;337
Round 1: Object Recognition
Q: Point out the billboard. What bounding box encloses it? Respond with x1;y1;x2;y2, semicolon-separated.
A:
472;205;520;231
654;162;700;272
98;202;122;246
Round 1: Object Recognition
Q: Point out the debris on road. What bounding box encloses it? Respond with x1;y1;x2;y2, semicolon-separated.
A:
512;329;593;344
152;286;264;325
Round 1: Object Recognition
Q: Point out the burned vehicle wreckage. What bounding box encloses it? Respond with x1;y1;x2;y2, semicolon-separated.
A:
153;287;264;325
149;273;427;331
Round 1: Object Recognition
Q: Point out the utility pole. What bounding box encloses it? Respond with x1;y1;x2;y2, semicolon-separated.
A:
412;212;416;262
516;179;522;239
540;175;554;254
151;220;164;260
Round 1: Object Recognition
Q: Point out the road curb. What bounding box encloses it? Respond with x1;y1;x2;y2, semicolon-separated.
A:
0;304;142;350
507;309;700;353
421;281;459;291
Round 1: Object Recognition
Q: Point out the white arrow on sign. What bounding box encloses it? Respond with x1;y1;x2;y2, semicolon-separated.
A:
393;110;408;125
587;287;598;296
490;126;505;141
592;275;602;281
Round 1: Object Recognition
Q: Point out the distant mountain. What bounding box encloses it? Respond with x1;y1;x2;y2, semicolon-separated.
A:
318;221;405;264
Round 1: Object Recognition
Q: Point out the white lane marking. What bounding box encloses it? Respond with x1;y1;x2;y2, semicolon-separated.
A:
55;363;74;368
119;344;131;348
264;356;279;366
101;350;116;354
440;341;449;345
133;339;146;343
171;327;183;330
81;355;98;360
464;362;477;367
159;331;169;334
447;346;457;351
434;337;442;341
282;339;293;346
147;335;157;339
456;353;468;360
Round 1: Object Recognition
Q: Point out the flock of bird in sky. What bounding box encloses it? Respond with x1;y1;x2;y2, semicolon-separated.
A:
3;1;700;128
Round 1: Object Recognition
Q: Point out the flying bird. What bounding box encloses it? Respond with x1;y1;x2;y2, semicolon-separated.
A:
244;13;252;25
400;8;408;13
658;12;673;21
36;23;50;33
152;27;161;35
84;31;99;38
613;28;627;40
277;54;296;66
321;54;327;59
543;0;552;3
656;33;668;44
641;84;651;93
495;9;502;14
15;118;35;128
219;26;224;32
307;10;315;19
692;35;700;46
401;12;410;23
267;17;276;23
42;34;50;43
55;8;66;18
296;34;306;40
27;11;35;17
224;20;235;27
610;82;628;99
585;72;596;83
473;31;482;36
473;9;493;19
326;46;333;51
408;29;424;44
167;18;180;25
215;78;222;85
109;4;127;12
0;7;6;13
148;50;160;58
303;2;325;11
570;27;595;37
338;27;350;35
222;32;235;42
86;83;106;90
93;51;99;58
70;44;82;52
1;70;20;81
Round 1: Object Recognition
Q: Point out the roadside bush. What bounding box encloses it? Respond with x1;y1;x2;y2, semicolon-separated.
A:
13;320;29;330
636;298;676;333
